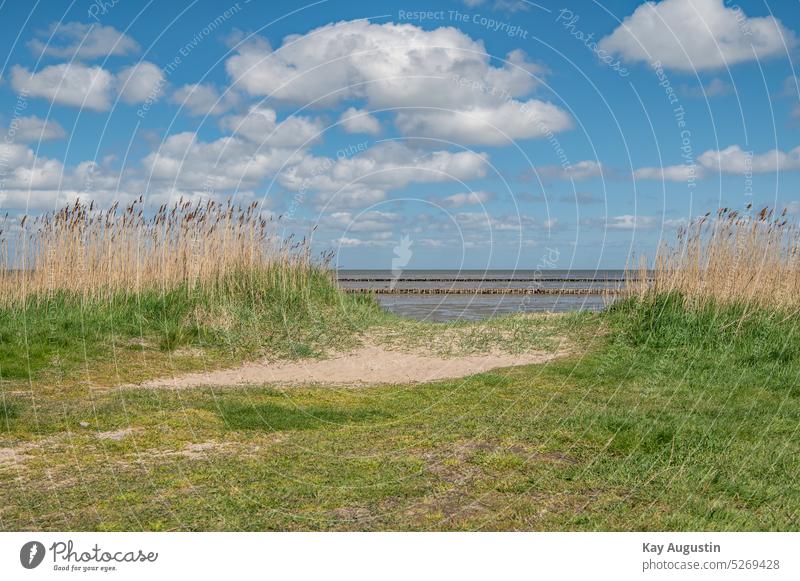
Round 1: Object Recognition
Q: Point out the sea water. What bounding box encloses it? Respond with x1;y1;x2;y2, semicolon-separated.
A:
337;270;625;322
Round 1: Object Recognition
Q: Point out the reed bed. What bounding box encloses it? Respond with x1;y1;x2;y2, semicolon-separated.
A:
0;197;326;304
626;206;800;310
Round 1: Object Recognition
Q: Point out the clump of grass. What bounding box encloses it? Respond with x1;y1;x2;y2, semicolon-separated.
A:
0;197;325;302
627;206;800;309
0;199;385;383
607;292;800;369
613;205;800;374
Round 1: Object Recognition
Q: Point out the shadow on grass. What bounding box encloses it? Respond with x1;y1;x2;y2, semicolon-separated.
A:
0;399;20;429
212;401;392;432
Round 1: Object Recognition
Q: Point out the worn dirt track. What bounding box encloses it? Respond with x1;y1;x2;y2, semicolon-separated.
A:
135;344;561;389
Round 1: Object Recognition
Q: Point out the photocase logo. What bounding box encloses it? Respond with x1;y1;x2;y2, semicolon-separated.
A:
20;541;45;569
389;234;413;290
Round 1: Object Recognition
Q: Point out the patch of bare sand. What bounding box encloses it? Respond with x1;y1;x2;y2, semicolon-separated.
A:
0;447;29;469
135;343;563;389
95;427;138;441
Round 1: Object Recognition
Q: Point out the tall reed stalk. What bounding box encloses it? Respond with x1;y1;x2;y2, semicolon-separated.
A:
0;197;322;304
626;206;800;309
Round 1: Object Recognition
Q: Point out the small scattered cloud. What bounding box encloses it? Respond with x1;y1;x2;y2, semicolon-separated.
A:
335;236;363;247
323;210;403;233
664;217;689;228
581;214;685;231
633;164;702;182
698;145;800;173
3;116;65;142
279;142;488;209
452;211;537;232
634;145;800;181
11;61;163;110
115;62;164;105
0;142;125;210
543;217;558;228
11;63;114;110
339;107;381;135
395;99;572;146
440;190;493;208
171;83;239;116
607;215;657;230
220;106;323;147
534;160;604;182
28;21;139;60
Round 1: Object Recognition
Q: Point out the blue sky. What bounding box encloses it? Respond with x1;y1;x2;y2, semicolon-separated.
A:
0;0;798;269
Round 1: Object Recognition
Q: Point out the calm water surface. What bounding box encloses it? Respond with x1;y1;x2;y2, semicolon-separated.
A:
337;270;625;322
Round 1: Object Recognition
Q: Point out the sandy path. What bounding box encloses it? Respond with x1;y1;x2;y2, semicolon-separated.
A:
137;344;561;389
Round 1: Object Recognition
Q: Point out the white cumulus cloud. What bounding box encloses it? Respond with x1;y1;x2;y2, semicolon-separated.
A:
535;160;604;181
28;21;140;60
115;62;164;104
279;141;488;209
171;83;239;116
599;0;796;71
633;145;800;181
11;63;114;110
698;144;800;173
607;215;658;230
440;190;493;208
219;106;323;147
226;21;540;106
226;20;567;145
395;99;572;146
4;116;65;143
142;131;307;191
633;164;702;182
0;142;125;210
11;61;163;110
339;107;381;135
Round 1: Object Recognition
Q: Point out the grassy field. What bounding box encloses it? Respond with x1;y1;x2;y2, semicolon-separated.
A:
1;203;798;530
1;295;798;531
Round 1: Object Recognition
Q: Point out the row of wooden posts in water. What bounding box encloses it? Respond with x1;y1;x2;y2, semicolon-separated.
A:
337;277;642;283
342;287;622;295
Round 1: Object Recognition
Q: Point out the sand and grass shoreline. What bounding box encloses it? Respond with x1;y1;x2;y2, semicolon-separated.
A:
1;202;799;530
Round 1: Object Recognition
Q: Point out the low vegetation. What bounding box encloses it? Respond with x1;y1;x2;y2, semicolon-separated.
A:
628;205;800;308
0;203;798;531
0;199;383;385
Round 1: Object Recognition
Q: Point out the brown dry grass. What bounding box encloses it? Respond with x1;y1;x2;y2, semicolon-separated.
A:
626;205;800;309
0;197;321;303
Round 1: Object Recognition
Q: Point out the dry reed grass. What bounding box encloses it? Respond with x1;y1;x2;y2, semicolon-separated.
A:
627;205;800;309
0;197;322;303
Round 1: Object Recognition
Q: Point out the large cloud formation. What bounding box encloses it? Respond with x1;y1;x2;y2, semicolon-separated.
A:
226;20;570;145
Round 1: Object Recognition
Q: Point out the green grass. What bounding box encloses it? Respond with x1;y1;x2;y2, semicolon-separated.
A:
0;266;385;385
0;291;798;530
